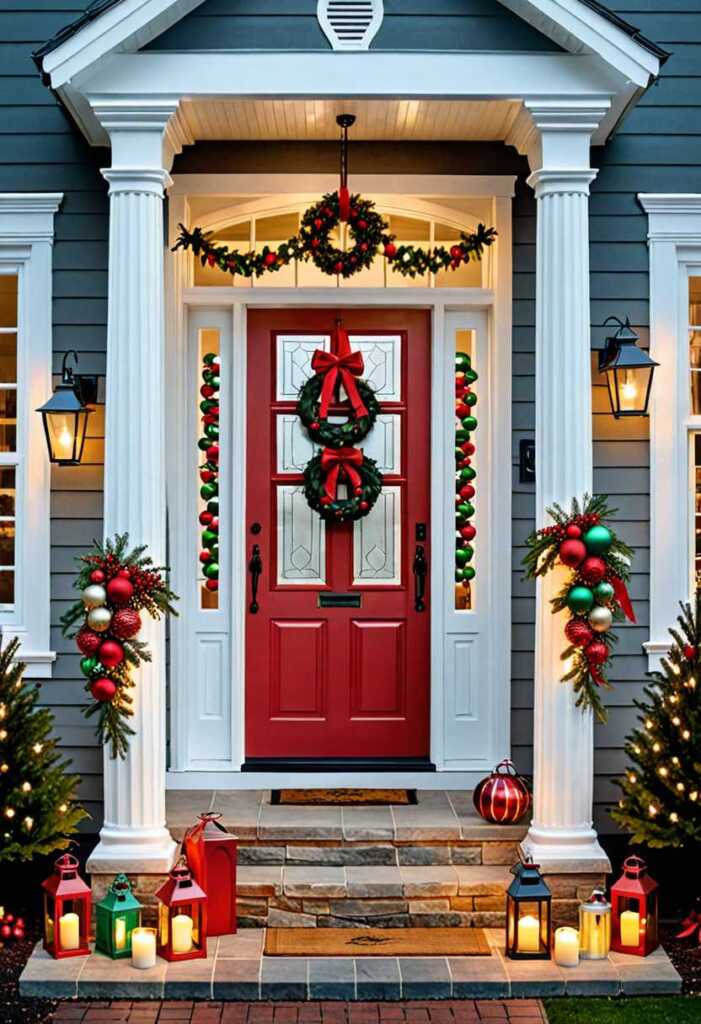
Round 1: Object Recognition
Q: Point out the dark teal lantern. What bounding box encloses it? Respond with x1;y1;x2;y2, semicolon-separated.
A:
95;874;143;958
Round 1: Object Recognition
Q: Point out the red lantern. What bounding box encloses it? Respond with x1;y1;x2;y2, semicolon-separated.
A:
155;859;207;962
41;853;91;959
184;812;237;936
473;759;531;824
610;855;659;957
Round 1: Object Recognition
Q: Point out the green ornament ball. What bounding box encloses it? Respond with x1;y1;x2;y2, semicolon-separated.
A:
205;423;219;440
200;399;216;413
455;428;470;445
462;566;476;582
567;585;594;614
203;352;217;365
455;548;470;567
203;562;219;580
461;416;478;432
594;580;615;602
464;392;477;407
462;466;476;481
456;514;467;528
458;542;474;561
210;544;219;561
210;376;220;390
455;447;466;461
200;482;218;501
584;525;613;555
198;437;210;451
207;499;219;515
201;528;218;547
455;569;466;583
80;656;98;677
465;368;478;384
457;502;474;519
455;352;471;371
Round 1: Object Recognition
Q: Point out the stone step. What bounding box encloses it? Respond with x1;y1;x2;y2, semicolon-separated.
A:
235;864;510;928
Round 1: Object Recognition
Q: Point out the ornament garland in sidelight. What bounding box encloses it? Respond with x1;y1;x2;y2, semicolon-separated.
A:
523;494;636;724
61;534;178;759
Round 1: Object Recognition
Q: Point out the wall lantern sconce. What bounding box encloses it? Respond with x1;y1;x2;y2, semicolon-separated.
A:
599;317;658;419
37;351;97;465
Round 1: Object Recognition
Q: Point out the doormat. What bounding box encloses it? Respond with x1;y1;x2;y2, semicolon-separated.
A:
265;927;490;958
271;788;417;806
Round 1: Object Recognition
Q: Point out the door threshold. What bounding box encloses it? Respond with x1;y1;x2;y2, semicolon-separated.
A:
241;757;436;773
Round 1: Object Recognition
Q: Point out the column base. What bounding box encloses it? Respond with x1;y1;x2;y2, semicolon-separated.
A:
87;823;178;875
521;825;611;874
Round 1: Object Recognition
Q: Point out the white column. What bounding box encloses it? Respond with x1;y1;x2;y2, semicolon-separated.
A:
521;168;607;866
87;104;188;872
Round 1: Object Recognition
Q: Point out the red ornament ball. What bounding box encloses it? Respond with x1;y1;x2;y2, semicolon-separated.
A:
90;569;106;584
98;640;124;669
106;576;134;607
199;511;213;526
683;644;697;660
461;442;476;457
76;628;102;657
207;444;219;463
460;484;476;501
90;677;117;702
356;219;368;231
200;469;215;483
566;524;582;539
559;538;587;568
354;486;363;496
384;243;397;259
309;422;320;432
0;924;11;940
313;218;323;230
201;385;215;399
359;501;369;511
118;569;131;579
111;608;142;640
15;918;24;928
199;550;212;564
473;759;531;824
205;579;218;592
455;402;471;419
450;245;463;261
460;524;476;541
564;618;594;649
334;261;344;274
12;926;24;940
4;914;13;924
579;556;607;586
585;640;609;665
263;251;277;267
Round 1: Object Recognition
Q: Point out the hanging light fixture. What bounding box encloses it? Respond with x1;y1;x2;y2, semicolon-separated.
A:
599;317;658;418
37;351;97;465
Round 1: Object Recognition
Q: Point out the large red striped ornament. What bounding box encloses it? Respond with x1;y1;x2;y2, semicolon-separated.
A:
473;758;531;825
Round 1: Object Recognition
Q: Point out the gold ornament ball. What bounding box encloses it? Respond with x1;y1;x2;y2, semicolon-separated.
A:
82;584;107;609
588;605;613;633
87;606;112;632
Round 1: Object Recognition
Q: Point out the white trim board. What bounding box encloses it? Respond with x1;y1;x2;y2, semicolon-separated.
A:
639;194;701;671
166;770;488;790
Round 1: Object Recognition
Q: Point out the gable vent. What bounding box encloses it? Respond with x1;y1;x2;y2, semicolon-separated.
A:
317;0;383;51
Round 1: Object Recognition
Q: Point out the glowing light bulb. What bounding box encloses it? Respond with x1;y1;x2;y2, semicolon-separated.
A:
32;743;43;754
58;803;67;814
23;816;33;829
0;704;5;720
621;379;637;402
21;781;30;793
58;426;72;451
672;756;680;765
689;677;697;689
670;694;679;704
0;730;7;741
691;791;698;802
0;764;7;774
677;782;685;792
683;729;691;739
672;664;681;676
658;767;668;777
670;812;679;823
653;742;661;752
4;807;14;818
634;745;641;754
649;804;658;817
629;773;637;783
672;716;681;726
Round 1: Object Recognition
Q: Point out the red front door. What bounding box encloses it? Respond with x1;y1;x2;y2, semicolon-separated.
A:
245;308;430;761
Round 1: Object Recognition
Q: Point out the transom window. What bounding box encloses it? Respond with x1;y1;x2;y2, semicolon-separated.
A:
189;200;489;290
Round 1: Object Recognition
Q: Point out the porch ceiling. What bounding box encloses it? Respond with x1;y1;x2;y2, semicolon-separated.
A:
178;98;522;143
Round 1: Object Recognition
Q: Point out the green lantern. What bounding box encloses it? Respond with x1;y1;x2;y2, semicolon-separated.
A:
95;873;143;959
567;585;594;614
584;525;612;555
594;580;615;602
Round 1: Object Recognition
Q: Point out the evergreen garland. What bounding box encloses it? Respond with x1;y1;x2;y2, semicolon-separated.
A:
0;639;87;861
304;451;383;523
611;596;701;848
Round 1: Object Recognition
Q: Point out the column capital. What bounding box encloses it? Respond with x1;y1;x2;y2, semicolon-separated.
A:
102;168;173;196
89;97;193;174
508;98;611;177
527;169;598;198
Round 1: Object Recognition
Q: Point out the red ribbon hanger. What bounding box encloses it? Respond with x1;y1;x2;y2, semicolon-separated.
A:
320;446;363;501
311;324;368;419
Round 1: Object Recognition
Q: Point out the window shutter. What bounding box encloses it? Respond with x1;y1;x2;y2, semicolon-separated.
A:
317;0;383;51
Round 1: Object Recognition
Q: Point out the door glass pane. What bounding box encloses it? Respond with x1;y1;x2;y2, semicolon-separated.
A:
198;328;220;610
690;276;701;414
455;329;477;611
277;484;326;584
353;486;401;584
0;275;17;329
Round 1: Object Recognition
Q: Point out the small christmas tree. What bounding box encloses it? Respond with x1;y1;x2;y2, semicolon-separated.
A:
612;596;701;847
0;638;86;861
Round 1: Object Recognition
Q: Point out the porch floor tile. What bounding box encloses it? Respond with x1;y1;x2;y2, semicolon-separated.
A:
20;930;681;1001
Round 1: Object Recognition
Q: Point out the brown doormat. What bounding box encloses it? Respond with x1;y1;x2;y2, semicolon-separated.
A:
264;927;490;957
272;788;416;806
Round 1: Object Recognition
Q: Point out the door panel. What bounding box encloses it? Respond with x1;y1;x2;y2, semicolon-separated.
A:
245;308;430;759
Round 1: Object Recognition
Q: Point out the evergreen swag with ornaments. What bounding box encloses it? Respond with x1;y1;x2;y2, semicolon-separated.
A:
0;638;86;862
523;495;636;723
198;352;220;591
61;535;178;759
612;595;701;849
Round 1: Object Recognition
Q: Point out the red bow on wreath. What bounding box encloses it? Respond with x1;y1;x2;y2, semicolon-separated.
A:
321;446;363;501
311;327;368;420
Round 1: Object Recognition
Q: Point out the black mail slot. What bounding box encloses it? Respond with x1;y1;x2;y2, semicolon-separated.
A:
318;592;362;608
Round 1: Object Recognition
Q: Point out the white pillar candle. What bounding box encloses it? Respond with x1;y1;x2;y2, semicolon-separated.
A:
554;927;580;967
620;910;640;947
114;917;127;951
171;914;193;954
131;928;156;969
58;912;80;951
517;914;541;953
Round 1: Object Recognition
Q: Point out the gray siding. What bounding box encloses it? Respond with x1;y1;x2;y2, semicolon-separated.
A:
146;0;561;52
0;0;107;828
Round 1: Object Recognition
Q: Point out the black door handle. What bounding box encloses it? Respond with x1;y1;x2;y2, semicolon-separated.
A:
248;543;262;614
413;544;427;613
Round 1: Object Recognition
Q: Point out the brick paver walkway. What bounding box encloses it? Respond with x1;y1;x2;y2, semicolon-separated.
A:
50;1000;547;1024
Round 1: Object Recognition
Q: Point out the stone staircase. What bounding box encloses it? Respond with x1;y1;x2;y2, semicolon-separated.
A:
161;790;606;930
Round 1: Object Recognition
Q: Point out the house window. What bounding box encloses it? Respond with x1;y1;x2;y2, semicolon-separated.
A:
690;276;701;414
0;193;62;676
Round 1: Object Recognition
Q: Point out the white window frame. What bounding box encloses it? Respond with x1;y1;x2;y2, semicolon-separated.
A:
639;194;701;670
0;194;62;677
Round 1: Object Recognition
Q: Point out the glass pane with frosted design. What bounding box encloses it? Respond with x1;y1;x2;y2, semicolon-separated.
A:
198;328;220;610
455;328;476;611
0;276;17;329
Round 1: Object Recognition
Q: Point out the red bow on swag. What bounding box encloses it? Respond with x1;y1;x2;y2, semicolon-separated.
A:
311;327;368;420
321;446;363;501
